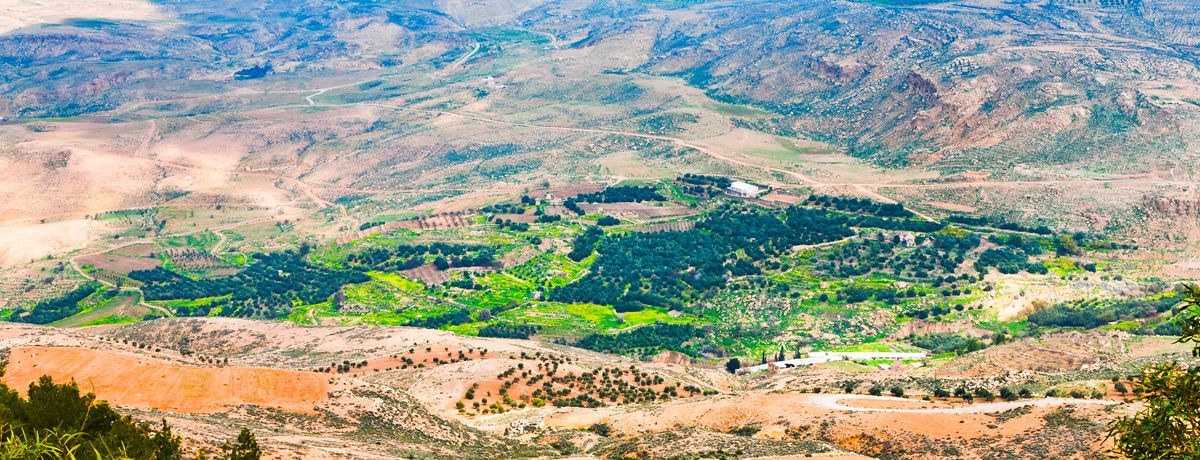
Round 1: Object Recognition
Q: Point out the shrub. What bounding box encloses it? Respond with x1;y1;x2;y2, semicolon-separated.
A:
596;215;621;226
725;358;741;374
0;375;185;459
587;422;613;437
1000;387;1017;401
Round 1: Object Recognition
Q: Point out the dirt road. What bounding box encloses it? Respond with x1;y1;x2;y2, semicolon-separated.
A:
809;394;1118;414
66;215;277;318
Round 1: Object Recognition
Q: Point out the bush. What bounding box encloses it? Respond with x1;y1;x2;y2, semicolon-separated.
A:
889;386;905;397
974;388;995;401
596;215;621;226
999;387;1017;401
868;386;883;396
0;375;184;459
587;422;613;437
725;358;741;374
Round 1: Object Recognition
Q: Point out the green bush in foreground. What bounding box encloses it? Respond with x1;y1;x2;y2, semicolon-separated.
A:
0;375;259;460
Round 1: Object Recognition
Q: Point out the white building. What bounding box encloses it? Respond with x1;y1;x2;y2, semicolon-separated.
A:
727;181;761;198
738;351;927;374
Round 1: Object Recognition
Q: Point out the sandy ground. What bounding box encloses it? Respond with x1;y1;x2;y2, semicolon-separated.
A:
3;346;329;414
0;0;170;34
809;394;1116;413
0;219;113;267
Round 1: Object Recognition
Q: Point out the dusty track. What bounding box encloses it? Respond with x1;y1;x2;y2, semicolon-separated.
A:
809;394;1118;414
65;215;277;318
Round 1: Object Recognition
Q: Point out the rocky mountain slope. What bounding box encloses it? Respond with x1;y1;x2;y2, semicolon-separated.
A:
3;0;1199;176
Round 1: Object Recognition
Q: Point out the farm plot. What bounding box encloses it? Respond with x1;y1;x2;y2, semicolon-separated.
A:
510;252;588;289
578;202;697;220
459;273;535;310
162;248;227;272
402;263;454;285
545;184;604;200
108;243;157;257
394;212;474;230
76;254;160;274
51;293;148;327
638;220;696;233
339;212;474;243
491;213;537;223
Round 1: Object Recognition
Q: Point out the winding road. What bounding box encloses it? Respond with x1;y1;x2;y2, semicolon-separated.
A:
66;215;279;318
68;248;172;318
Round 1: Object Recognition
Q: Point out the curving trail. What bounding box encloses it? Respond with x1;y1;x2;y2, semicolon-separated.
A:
809;394;1118;414
445;42;481;72
68;249;172;318
66;215;277;318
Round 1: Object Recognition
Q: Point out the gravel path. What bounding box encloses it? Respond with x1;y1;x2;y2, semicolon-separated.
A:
810;394;1119;414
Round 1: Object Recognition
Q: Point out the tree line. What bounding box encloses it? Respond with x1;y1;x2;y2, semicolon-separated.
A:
805;194;913;218
572;323;705;356
346;243;497;272
1028;293;1181;329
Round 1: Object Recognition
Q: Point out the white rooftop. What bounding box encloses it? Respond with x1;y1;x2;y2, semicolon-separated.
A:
728;181;761;196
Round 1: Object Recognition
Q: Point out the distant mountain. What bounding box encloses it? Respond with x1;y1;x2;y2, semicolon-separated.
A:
631;0;1200;172
2;0;1199;175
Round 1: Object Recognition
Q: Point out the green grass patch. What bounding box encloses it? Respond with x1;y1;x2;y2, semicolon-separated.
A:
704;102;771;118
830;341;923;353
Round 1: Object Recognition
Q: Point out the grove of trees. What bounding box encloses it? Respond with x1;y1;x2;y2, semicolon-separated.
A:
131;251;368;319
13;283;105;324
551;206;854;311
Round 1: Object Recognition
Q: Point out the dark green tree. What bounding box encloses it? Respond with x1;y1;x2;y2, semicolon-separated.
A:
0;375;182;459
1109;284;1200;458
725;358;741;374
222;428;261;460
153;419;184;460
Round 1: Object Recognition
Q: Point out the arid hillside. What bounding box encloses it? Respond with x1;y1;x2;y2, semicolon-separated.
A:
0;317;1182;459
3;0;1200;175
637;0;1200;173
